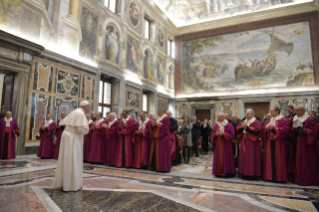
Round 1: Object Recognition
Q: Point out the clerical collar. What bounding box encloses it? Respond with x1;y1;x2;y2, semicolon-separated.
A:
244;117;256;126
243;117;255;134
139;117;149;130
217;119;228;133
217;119;228;126
268;115;283;127
4;117;12;122
157;114;167;123
96;119;104;125
109;119;116;127
140;117;149;124
88;119;93;124
122;116;130;124
293;113;309;123
45;119;53;124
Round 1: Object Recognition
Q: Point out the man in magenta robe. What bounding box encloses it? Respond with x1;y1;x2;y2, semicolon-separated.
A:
262;107;289;182
37;114;56;159
149;109;171;172
288;105;318;186
87;112;106;163
237;109;262;179
211;112;235;177
115;110;135;168
54;112;66;159
0;111;20;160
133;112;152;169
83;113;94;161
103;112;120;166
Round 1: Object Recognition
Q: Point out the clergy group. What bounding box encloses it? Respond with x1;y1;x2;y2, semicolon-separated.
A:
211;105;319;186
34;108;175;173
2;103;319;186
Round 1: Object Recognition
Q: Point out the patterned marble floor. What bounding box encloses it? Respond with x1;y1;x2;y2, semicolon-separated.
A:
0;154;318;212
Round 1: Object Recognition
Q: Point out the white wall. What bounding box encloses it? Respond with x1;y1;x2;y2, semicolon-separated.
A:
0;74;4;112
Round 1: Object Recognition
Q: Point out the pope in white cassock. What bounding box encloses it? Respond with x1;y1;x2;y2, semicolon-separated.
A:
53;101;91;191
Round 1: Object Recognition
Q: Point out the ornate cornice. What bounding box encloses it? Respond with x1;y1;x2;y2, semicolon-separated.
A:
175;2;318;36
0;30;44;55
140;0;177;34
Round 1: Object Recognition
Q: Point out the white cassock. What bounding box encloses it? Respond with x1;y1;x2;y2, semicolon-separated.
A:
53;108;89;191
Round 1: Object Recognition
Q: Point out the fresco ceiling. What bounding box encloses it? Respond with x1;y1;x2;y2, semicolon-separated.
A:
154;0;313;27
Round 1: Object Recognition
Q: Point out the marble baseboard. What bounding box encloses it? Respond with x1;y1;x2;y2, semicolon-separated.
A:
25;146;39;155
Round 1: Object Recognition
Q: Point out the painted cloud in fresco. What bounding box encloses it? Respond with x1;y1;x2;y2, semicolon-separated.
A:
182;21;314;94
155;0;312;27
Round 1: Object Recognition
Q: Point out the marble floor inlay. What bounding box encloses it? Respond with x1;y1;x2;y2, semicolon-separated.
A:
44;189;202;212
1;154;319;212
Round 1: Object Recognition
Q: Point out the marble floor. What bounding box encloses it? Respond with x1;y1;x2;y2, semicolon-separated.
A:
0;154;319;212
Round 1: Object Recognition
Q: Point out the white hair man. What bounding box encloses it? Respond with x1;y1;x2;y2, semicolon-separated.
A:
37;113;56;159
236;108;262;179
53;101;91;191
0;111;20;160
211;112;235;177
103;112;121;166
287;104;319;185
149;108;171;172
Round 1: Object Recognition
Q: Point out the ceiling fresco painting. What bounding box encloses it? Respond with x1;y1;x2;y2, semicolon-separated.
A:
155;0;312;27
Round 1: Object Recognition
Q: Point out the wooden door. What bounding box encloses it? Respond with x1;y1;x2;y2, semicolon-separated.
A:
245;102;269;120
0;74;15;118
195;110;210;122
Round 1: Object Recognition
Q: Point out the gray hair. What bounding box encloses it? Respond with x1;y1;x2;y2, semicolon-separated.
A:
217;112;225;117
296;104;305;111
246;108;255;115
110;112;117;118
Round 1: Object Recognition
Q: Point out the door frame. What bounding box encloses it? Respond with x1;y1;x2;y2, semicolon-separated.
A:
190;103;215;123
239;98;275;119
0;57;31;155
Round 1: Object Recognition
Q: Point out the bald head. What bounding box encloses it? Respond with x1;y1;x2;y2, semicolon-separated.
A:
60;112;66;119
166;111;172;118
296;104;306;117
109;112;116;122
217;112;225;122
149;113;155;120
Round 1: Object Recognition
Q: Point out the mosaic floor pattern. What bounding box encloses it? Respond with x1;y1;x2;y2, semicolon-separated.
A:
0;154;318;212
44;189;201;212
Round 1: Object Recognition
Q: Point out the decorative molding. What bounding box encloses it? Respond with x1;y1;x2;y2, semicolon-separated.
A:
0;30;44;55
175;2;318;36
40;50;98;76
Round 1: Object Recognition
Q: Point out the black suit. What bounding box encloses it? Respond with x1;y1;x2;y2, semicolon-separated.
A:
170;117;181;165
315;115;319;124
192;121;201;157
